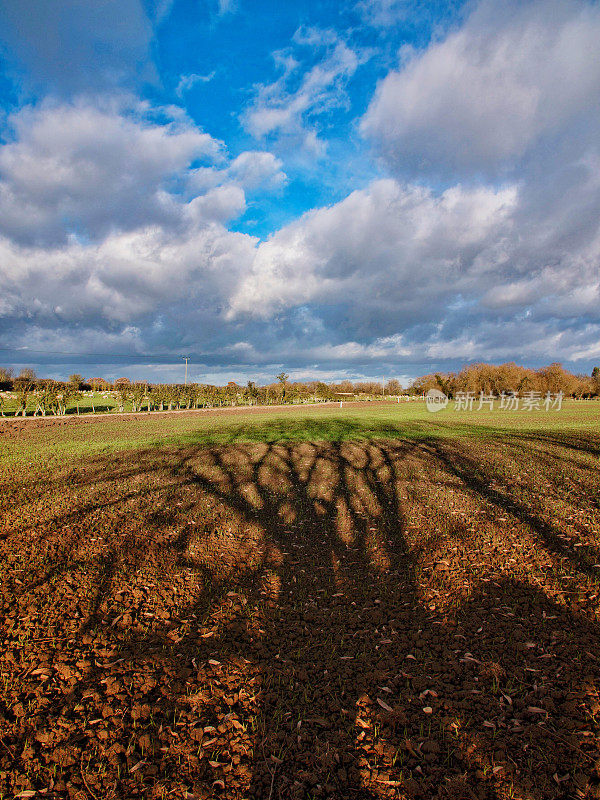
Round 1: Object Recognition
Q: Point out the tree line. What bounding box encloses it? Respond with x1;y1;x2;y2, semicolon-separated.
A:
0;369;401;417
408;362;600;399
0;362;598;417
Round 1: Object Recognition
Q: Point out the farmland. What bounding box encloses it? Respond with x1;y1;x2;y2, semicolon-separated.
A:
1;401;600;800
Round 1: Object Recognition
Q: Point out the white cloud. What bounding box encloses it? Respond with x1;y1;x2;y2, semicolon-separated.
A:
361;0;600;176
185;185;247;223
0;220;257;325
0;99;224;245
175;72;216;98
243;27;367;155
228;151;286;191
358;0;412;26
225;156;600;364
228;178;518;320
217;0;236;14
358;0;461;29
420;319;600;363
0;99;265;334
189;151;287;195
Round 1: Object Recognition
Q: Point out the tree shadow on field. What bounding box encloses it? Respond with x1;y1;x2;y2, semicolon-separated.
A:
421;435;600;581
170;438;419;799
1;422;600;800
168;436;600;800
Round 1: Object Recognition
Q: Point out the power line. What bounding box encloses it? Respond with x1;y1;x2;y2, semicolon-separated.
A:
0;347;202;362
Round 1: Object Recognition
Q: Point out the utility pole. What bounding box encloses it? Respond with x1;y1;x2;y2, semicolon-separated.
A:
183;356;189;386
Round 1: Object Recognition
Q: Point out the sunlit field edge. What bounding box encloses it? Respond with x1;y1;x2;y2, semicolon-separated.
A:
1;399;598;472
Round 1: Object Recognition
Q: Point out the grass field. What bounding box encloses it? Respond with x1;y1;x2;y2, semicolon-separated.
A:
1;401;600;799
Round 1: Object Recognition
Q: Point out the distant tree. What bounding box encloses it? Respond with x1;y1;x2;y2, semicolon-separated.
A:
409;373;451;396
191;384;207;409
153;384;166;411
516;370;538;393
181;385;196;409
245;381;258;404
165;385;181;411
14;368;36;391
593;366;600;396
536;362;575;395
495;362;523;394
130;384;148;412
35;382;78;416
13;369;37;413
33;386;53;416
68;373;83;389
276;372;289;402
0;367;13;390
315;381;333;401
61;384;79;415
36;382;79;416
355;381;380;396
434;373;454;397
14;390;29;416
572;374;593;398
204;385;218;408
17;367;36;381
116;387;129;412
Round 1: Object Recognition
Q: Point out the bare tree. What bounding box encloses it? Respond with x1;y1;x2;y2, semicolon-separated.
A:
276;372;289;403
0;367;13;389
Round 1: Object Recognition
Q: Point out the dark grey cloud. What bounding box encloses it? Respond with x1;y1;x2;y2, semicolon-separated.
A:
0;0;156;94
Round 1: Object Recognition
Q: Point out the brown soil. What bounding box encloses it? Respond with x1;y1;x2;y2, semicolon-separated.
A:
1;432;600;799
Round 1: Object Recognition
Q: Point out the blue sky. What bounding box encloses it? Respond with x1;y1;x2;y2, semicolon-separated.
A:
0;0;599;385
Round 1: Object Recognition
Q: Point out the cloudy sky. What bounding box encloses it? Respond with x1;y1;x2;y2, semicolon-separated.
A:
0;0;599;384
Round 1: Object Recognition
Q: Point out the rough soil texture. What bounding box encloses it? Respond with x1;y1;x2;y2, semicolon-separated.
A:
1;431;600;799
